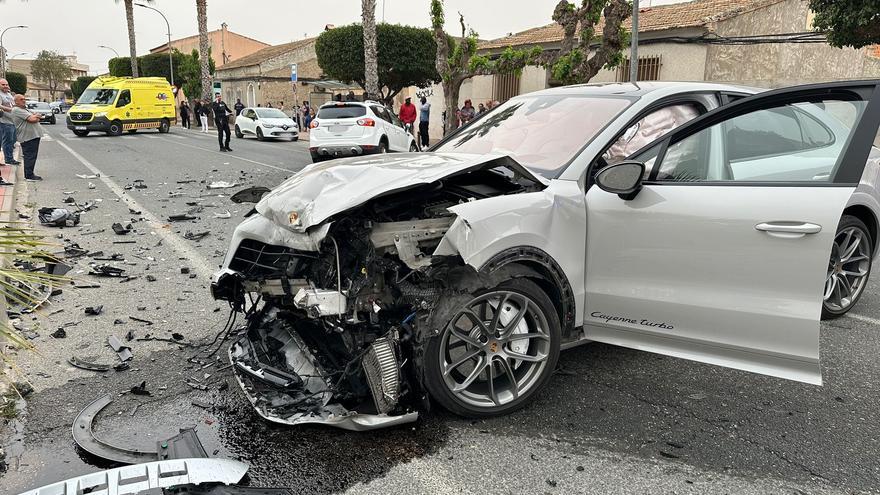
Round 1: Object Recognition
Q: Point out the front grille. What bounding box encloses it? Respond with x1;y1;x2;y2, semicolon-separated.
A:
70;112;92;122
229;239;293;278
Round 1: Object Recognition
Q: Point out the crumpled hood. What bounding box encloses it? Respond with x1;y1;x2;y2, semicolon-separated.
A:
256;152;545;231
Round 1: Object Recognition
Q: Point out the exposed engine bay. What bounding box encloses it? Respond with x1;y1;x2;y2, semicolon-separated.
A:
212;156;546;430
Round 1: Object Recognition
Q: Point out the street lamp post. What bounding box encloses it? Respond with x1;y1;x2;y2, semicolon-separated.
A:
98;45;120;58
134;3;174;87
0;25;28;78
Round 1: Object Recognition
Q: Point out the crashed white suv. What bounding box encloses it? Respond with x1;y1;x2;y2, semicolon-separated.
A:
308;101;418;162
213;81;880;430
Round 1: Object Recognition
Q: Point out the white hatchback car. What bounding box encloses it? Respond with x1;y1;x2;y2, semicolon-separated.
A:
309;101;418;162
234;107;299;141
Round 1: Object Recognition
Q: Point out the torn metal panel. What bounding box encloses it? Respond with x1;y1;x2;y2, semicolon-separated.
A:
16;458;249;495
293;288;347;317
72;394;159;464
256;152;545;232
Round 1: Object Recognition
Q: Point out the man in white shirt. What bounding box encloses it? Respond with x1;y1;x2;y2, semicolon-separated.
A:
10;94;44;181
0;79;20;165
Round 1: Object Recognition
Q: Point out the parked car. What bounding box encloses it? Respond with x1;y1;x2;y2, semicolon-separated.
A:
212;81;880;430
234;107;299;141
308;100;418;162
26;101;56;124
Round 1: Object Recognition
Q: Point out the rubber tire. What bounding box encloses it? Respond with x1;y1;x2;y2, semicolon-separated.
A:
107;120;123;136
822;214;873;320
73;130;89;137
235;125;244;138
127;129;137;134
409;141;418;152
256;128;265;141
49;117;56;125
291;136;299;142
310;151;324;163
378;140;388;154
158;119;170;133
423;278;561;418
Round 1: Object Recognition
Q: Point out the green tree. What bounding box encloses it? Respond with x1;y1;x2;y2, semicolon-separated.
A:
431;0;630;134
809;0;880;48
31;50;72;99
177;48;215;101
316;24;441;102
106;49;213;99
5;72;26;94
71;76;97;99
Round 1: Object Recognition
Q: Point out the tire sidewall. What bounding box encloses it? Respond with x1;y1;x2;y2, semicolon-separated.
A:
256;128;264;141
108;121;123;136
158;119;170;133
822;214;873;319
235;125;243;138
423;277;561;418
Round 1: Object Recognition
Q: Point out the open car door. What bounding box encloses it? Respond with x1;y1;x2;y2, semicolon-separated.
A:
583;80;880;385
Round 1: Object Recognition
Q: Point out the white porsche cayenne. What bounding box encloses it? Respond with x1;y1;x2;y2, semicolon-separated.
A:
213;80;880;430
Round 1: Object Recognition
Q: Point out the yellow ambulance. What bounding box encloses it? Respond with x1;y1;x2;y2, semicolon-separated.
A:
67;76;176;137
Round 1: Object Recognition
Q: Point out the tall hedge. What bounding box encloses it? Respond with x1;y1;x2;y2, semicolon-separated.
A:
6;72;27;94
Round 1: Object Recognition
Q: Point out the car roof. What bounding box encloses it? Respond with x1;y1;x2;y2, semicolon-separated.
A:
522;81;761;100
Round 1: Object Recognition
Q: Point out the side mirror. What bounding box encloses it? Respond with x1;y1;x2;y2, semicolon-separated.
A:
595;161;645;200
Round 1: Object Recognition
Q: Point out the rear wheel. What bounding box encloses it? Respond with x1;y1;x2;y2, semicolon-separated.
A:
235;125;244;138
378;140;388;154
423;278;561;418
158;119;170;133
72;130;89;137
49;116;56;125
822;214;873;319
409;141;418;152
256;128;265;141
107;120;123;136
310;151;324;163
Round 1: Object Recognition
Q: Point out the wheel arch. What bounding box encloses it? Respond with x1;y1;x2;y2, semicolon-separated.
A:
844;204;878;253
479;246;576;339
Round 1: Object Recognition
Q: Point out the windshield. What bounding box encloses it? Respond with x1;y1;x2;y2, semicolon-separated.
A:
255;108;288;119
27;102;50;110
317;104;366;119
434;95;632;178
77;88;119;105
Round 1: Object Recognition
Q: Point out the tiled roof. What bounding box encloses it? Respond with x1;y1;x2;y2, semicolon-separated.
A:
479;0;782;50
217;38;317;71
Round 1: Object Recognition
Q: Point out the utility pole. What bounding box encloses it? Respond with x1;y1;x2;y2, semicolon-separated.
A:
0;25;28;78
135;3;174;87
630;0;639;83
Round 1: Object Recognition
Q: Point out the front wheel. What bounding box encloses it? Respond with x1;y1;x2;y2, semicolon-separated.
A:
158;119;170;133
107;120;123;136
822;215;873;319
235;125;243;138
409;141;418;152
423;278;561;418
256;128;265;141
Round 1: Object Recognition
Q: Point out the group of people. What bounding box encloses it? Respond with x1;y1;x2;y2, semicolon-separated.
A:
456;99;498;127
0;78;44;181
178;99;214;133
176;94;235;151
397;96;431;148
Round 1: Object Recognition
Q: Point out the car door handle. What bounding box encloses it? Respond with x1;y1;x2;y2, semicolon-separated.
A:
755;222;822;234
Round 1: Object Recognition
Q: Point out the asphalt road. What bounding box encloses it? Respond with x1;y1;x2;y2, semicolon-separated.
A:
1;121;880;494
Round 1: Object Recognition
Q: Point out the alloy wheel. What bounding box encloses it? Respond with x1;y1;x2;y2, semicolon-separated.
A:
440;291;552;409
825;226;871;313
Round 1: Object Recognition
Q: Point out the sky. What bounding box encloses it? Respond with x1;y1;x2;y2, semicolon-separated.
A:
0;0;686;75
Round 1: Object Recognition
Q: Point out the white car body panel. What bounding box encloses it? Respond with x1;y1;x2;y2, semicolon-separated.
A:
236;108;298;139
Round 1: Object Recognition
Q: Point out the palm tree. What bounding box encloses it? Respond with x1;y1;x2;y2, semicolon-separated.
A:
196;0;211;99
114;0;152;77
362;0;379;100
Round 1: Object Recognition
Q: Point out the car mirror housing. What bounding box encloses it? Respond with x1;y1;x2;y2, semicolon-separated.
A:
595;161;645;200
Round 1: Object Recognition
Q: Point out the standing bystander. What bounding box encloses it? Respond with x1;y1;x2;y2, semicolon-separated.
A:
212;93;233;152
399;96;417;138
180;101;191;129
234;98;245;116
10;94;44;181
0;79;20;165
418;97;430;149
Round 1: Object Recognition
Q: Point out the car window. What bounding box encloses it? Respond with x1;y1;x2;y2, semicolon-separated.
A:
255;108;287;119
116;90;131;107
77;88;119;105
245;109;257;119
647;98;867;183
370;105;391;123
434;95;632;179
603;103;702;165
389;111;403;127
316;104;366;119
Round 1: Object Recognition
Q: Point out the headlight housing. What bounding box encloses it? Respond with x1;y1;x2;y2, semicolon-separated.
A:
262;123;276;128
94;112;107;117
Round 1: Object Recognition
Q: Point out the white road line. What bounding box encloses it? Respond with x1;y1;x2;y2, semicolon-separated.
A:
169;134;187;139
61;133;75;140
142;135;159;139
153;135;296;173
54;139;215;278
845;313;880;326
42;135;54;142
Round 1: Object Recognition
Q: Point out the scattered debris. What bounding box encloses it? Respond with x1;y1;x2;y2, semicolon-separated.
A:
88;182;96;190
113;362;130;372
75;174;99;179
68;356;111;372
111;222;132;235
146;274;157;282
129;316;154;325
89;264;125;277
130;380;150;396
37;207;80;227
50;328;67;338
230;186;270;203
214;210;232;219
169;214;197;222
133;180;147;189
84;305;103;316
184;231;210;241
171;332;185;341
74;283;101;289
180;267;191;274
129;207;142;215
62;196;76;204
108;335;133;362
81;228;105;236
207;181;238;189
191;399;211;409
113;240;137;244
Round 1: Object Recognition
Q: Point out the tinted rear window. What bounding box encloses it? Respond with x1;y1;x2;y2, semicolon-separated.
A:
317;105;366;119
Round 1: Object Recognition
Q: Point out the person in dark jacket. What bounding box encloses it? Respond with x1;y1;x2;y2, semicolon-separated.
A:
180;101;191;129
234;98;244;116
211;93;233;152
